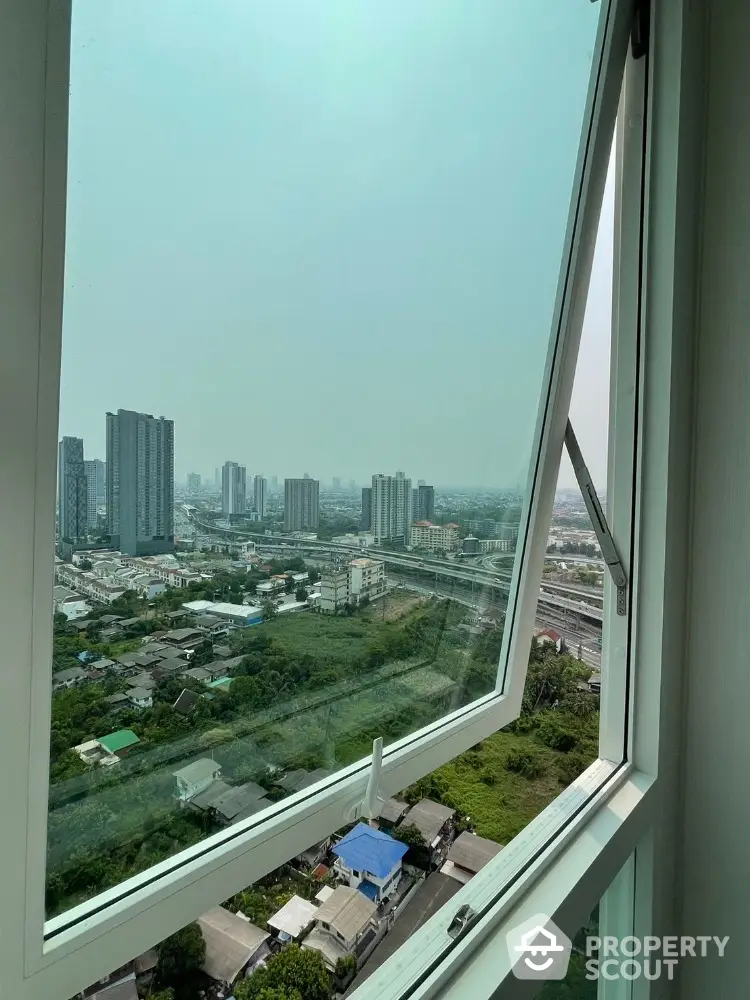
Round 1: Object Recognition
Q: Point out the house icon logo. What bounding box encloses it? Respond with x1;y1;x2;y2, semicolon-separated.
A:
505;913;572;980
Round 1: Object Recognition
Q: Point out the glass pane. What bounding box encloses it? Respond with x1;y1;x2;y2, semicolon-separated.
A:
50;0;606;915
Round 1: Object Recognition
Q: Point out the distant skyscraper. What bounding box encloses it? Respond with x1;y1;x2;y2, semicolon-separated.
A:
284;478;320;531
58;437;88;541
106;409;174;555
254;475;267;518
332;477;341;490
360;487;372;531
303;472;311;480
371;471;412;543
414;484;435;521
418;479;426;488
270;475;279;492
222;462;247;517
187;472;201;495
84;458;105;529
214;467;221;489
349;479;357;493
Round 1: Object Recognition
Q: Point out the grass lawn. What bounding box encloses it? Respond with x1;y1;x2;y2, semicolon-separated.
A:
420;729;590;845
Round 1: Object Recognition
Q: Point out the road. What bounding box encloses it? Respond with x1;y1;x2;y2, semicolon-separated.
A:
187;511;604;624
389;575;602;672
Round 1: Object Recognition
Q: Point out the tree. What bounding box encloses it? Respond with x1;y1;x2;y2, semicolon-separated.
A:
259;598;278;622
149;991;175;1000
156;923;205;984
295;586;307;602
394;823;426;848
237;988;301;1000
235;945;329;1000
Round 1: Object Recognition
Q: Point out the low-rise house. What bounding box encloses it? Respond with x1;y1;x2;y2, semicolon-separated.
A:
302;886;378;971
267;895;318;943
127;686;153;710
150;655;187;680
126;671;156;691
398;799;456;859
98;729;140;759
189;779;270;825
137;642;171;659
90;657;115;672
440;831;503;885
162;628;206;651
276;767;332;794
296;838;331;870
197;906;270;987
332;823;408;902
172;688;200;715
182;665;212;684
342;874;461;997
378;798;409;829
52;666;88;692
104;692;131;711
173;758;222;802
535;627;564;652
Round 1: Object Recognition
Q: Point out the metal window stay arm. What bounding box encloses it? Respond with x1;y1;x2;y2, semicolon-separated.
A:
347;737;385;823
564;420;628;615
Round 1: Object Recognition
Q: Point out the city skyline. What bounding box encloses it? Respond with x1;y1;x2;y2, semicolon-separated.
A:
58;0;611;492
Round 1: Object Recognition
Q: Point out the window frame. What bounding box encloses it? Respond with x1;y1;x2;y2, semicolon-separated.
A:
0;0;650;997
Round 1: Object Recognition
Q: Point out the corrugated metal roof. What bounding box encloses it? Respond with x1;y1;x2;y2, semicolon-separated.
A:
267;895;318;938
314;886;376;942
198;906;269;985
445;831;503;873
399;799;455;844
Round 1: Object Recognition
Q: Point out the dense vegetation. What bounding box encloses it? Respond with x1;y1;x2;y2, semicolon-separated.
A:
47;560;598;942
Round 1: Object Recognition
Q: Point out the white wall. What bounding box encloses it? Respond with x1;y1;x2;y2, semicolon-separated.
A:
677;0;750;993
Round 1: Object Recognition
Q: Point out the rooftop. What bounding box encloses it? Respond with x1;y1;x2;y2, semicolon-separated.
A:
444;831;503;875
343;874;461;997
173;758;222;785
399;799;455;845
313;885;376;941
197;906;269;985
333;823;408;879
267;895;318;939
98;730;139;754
379;798;409;824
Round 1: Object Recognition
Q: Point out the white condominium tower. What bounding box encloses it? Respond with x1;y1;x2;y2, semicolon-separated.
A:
371;470;412;544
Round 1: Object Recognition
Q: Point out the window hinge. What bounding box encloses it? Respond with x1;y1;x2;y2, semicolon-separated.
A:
347;737;385;823
447;904;479;941
564;420;628;616
631;0;650;60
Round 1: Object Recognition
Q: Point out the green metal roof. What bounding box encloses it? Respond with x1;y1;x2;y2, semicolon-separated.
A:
209;677;233;689
98;729;140;753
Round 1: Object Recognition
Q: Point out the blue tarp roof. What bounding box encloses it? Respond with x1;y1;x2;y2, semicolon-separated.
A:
358;880;379;901
332;823;408;879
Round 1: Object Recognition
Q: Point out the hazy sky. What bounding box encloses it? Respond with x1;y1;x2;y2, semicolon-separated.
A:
60;0;609;490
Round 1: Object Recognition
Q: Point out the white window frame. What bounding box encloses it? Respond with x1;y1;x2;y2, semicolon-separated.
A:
0;0;660;997
348;0;700;995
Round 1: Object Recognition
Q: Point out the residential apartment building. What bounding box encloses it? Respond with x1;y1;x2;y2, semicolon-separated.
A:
371;471;412;544
320;559;385;612
360;486;372;531
410;521;461;552
186;472;201;495
349;558;386;602
284;477;319;531
58;436;88;542
319;563;350;613
106;409;175;556
221;461;246;518
412;484;435;522
253;475;267;518
83;459;101;529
